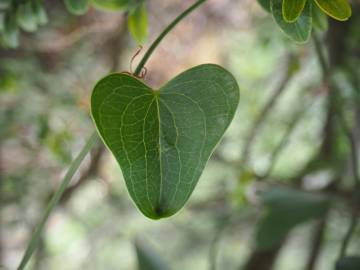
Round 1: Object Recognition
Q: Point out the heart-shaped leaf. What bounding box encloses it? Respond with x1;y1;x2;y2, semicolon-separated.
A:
271;0;312;43
91;64;239;219
282;0;307;22
314;0;352;21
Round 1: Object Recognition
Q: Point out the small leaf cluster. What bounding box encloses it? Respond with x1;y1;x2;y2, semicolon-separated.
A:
0;0;148;48
0;0;48;48
257;0;352;43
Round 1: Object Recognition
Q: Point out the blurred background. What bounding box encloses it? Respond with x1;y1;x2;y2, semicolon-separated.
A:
1;0;360;269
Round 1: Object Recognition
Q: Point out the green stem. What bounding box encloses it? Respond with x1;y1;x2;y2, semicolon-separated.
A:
17;132;98;270
17;1;208;269
134;0;208;76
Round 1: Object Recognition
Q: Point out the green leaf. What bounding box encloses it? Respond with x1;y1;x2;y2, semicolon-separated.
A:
90;0;129;11
135;238;170;270
336;257;360;270
312;1;328;31
271;0;312;43
31;0;48;25
257;0;271;12
282;0;307;22
128;2;148;44
256;187;330;250
64;0;89;15
2;12;19;48
91;64;239;219
314;0;352;21
17;2;38;32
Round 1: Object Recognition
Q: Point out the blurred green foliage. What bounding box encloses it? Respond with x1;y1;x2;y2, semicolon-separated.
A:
1;1;359;270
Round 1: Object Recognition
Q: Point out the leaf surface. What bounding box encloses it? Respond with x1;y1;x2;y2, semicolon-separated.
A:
271;0;312;43
282;0;307;22
314;0;352;21
91;64;239;219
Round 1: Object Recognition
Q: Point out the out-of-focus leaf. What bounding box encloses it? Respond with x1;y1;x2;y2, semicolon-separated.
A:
257;0;271;12
282;0;307;22
312;2;328;31
45;130;72;164
90;0;129;11
256;186;330;250
271;0;312;43
31;0;48;25
314;0;352;21
64;0;89;15
128;2;148;44
0;0;11;9
2;12;19;48
17;2;38;32
91;64;239;219
135;238;170;270
336;257;360;270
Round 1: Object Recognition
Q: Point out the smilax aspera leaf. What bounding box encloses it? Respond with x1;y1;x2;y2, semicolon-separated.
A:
91;64;239;219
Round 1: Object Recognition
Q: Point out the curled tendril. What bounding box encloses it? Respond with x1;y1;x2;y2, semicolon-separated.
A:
130;45;147;79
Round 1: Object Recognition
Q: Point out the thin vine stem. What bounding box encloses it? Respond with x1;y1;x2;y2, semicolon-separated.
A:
17;1;208;269
134;0;207;76
17;132;98;270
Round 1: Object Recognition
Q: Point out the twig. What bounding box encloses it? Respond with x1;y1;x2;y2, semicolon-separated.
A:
339;210;358;259
313;31;360;261
305;215;328;270
261;98;309;179
240;54;296;166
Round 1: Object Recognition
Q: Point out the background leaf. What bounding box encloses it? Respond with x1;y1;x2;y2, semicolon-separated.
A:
314;0;352;21
336;257;360;270
31;0;48;25
90;0;129;11
282;0;307;22
256;186;330;250
257;0;271;12
312;2;328;31
271;0;312;43
2;11;19;48
128;2;148;44
64;0;89;15
135;238;170;270
17;2;38;32
91;64;239;219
